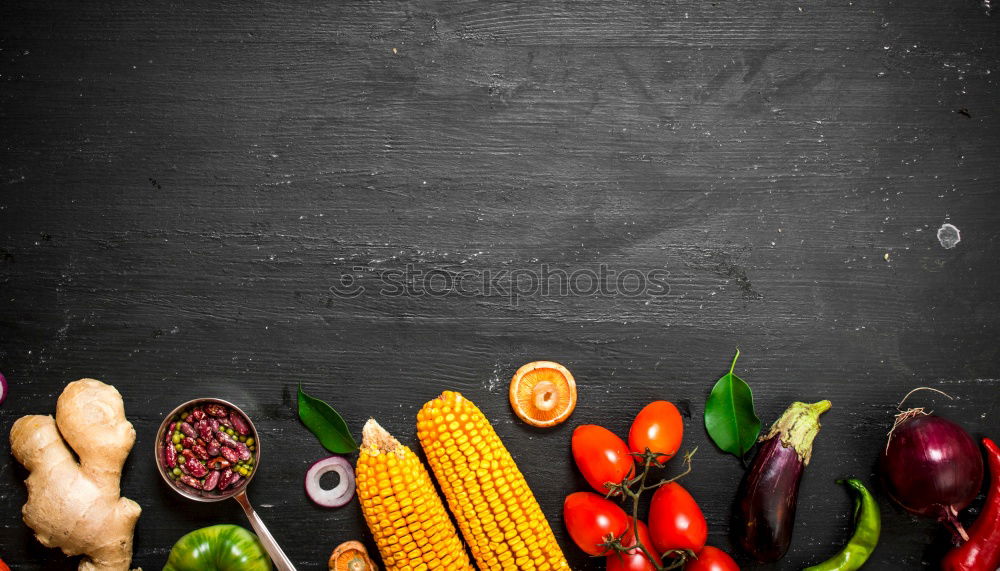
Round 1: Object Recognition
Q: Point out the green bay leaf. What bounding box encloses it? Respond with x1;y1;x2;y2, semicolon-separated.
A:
704;349;762;458
297;384;358;454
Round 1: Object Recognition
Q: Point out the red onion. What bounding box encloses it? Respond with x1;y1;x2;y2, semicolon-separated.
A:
304;455;355;508
881;401;983;540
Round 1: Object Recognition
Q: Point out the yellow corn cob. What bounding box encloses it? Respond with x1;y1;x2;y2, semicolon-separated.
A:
417;391;570;571
355;418;474;571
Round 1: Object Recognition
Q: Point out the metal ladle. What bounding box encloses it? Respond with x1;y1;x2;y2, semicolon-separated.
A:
156;398;297;571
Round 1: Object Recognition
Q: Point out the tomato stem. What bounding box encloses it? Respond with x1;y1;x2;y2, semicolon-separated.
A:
601;448;697;571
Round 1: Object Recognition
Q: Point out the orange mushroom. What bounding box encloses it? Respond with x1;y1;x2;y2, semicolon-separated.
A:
509;360;577;427
328;540;378;571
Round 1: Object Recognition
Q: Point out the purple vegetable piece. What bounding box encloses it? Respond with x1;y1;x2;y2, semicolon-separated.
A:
186;457;208;478
203;470;220;492
736;401;831;562
230;411;250;436
207;440;220;457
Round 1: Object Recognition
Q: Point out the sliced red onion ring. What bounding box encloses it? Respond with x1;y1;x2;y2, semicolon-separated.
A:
0;372;6;405
305;455;355;508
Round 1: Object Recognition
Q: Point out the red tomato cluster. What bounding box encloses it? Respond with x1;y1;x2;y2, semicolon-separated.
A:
565;401;739;570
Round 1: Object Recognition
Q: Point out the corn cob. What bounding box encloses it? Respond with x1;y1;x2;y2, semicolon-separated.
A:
355;418;474;571
417;391;569;571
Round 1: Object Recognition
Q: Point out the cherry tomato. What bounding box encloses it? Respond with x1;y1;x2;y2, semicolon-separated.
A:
648;482;707;553
0;558;8;571
573;424;634;494
606;520;661;571
629;400;683;464
685;546;739;571
563;491;629;556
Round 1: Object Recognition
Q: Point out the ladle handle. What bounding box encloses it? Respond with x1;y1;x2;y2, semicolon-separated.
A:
234;491;297;571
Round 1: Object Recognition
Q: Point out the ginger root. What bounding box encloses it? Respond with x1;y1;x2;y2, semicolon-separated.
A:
10;379;141;571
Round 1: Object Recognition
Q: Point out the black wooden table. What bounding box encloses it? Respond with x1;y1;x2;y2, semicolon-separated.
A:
2;1;998;569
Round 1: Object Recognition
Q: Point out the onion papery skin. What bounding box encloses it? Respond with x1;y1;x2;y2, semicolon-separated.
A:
880;414;983;525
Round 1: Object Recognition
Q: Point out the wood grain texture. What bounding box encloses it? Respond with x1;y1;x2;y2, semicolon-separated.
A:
1;0;998;569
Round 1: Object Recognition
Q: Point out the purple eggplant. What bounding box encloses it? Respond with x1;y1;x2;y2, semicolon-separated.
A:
736;400;831;562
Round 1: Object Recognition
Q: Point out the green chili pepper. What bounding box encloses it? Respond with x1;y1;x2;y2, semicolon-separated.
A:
803;478;880;571
163;524;271;571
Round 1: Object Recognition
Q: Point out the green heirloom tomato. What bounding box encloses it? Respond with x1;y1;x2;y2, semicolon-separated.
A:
163;524;272;571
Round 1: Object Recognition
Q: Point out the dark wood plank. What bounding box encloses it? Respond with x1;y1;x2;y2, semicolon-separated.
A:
1;0;998;569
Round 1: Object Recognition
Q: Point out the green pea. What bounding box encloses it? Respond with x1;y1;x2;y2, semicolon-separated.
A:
238;435;247;442
175;443;183;452
245;457;254;465
227;428;235;436
172;467;181;476
245;438;255;446
172;433;182;444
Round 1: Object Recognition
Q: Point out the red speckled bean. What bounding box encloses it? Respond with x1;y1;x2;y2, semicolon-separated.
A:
165;422;177;443
207;440;220;456
197;420;213;441
179;422;196;438
203;470;220;491
205;404;227;418
230;412;250;436
182;437;196;449
186;457;208;478
235;442;251;461
179;475;202;490
218;468;235;490
217;431;237;448
220;446;239;464
178;462;189;475
190;408;206;421
165;444;177;468
191;445;210;461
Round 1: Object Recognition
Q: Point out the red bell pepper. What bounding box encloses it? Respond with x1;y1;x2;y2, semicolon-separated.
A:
941;437;1000;571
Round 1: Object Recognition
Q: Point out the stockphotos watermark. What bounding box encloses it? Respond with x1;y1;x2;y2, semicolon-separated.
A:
329;264;670;304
